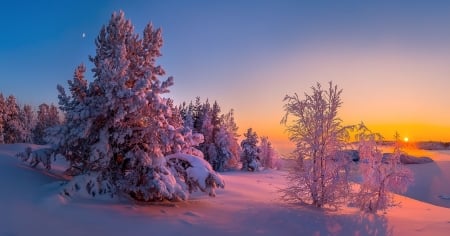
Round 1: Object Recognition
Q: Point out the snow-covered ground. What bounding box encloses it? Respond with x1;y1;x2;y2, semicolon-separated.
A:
1;144;450;235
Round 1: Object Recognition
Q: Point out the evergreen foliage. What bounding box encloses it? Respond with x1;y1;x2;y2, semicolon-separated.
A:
179;98;241;171
47;11;223;201
33;103;60;144
259;136;280;169
240;128;260;171
0;94;38;144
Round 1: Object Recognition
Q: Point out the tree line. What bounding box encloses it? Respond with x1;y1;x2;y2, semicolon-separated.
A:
0;94;60;145
9;11;279;203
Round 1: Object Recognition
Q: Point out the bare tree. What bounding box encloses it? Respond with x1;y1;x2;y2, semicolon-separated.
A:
281;81;351;209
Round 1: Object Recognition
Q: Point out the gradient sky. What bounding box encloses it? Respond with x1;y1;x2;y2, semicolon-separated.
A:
1;0;450;154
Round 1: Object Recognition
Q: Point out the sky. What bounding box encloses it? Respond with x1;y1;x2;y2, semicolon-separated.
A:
1;0;450;154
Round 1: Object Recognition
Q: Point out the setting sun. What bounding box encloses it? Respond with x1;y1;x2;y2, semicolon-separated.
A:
404;137;409;143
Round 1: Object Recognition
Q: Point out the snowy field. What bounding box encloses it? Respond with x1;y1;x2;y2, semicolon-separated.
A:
1;144;450;236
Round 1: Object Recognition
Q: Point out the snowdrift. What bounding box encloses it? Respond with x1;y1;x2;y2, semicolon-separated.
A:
1;144;450;236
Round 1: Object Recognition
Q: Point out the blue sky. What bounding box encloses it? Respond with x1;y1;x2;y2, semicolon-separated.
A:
1;1;450;151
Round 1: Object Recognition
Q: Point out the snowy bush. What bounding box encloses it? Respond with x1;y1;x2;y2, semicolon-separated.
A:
17;147;55;170
353;128;413;213
16;147;32;162
166;153;224;197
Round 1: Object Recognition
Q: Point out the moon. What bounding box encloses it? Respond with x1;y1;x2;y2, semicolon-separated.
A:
82;32;86;38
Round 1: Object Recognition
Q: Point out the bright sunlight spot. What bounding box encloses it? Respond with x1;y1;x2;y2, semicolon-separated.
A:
404;137;409;143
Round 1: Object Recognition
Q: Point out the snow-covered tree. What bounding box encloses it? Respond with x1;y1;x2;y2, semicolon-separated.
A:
0;93;5;143
3;95;22;143
33;103;60;144
19;104;35;143
49;64;91;174
240;128;260;171
179;98;241;171
353;126;413;213
219;109;241;169
48;11;223;201
0;94;35;144
259;136;280;169
281;82;351;209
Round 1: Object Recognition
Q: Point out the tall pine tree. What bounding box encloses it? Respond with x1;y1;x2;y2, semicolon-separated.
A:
49;11;223;201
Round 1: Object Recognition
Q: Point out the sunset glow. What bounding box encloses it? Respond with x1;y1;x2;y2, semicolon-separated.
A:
0;1;449;154
1;2;450;235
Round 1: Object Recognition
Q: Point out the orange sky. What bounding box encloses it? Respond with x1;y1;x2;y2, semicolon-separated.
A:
230;43;450;154
2;2;448;155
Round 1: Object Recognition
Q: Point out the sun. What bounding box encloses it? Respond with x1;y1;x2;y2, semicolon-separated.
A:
403;137;409;143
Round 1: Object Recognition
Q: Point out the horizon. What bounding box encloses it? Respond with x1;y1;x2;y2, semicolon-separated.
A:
1;1;450;153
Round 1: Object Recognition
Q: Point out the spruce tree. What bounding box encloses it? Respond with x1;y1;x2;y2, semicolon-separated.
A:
179;98;241;171
19;104;35;143
33;103;60;144
259;136;279;169
240;128;260;171
3;95;21;143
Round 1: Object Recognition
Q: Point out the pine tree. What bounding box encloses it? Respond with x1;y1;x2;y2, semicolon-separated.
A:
48;64;91;173
219;110;241;169
281;82;351;209
33;103;60;144
49;11;223;201
0;93;5;144
259;136;280;169
240;128;260;171
179;98;241;171
19;104;35;143
3;95;22;143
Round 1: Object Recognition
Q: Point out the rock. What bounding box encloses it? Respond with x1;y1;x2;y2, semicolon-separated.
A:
383;153;433;164
399;154;433;164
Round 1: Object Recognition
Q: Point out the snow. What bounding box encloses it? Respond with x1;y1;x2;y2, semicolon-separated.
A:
1;143;450;235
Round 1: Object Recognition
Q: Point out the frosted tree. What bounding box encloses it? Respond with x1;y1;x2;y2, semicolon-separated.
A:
33;103;60;144
219;109;241;169
179;98;241;171
259;136;280;169
48;11;223;201
3;95;22;143
19;104;35;143
0;93;5;143
0;95;35;143
281;82;351;209
353;125;413;213
49;64;91;174
240;128;260;171
180;101;195;130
